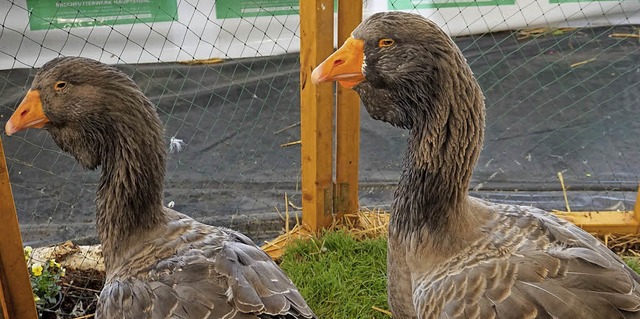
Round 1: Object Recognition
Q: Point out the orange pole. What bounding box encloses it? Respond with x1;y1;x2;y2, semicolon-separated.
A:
0;136;38;319
634;184;640;233
335;0;363;216
0;278;9;319
300;0;335;231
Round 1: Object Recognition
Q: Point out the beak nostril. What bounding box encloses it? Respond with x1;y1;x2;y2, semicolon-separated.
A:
333;59;344;67
20;110;29;117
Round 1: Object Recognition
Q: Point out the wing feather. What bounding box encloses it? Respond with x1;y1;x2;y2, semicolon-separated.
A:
413;200;640;319
96;212;315;319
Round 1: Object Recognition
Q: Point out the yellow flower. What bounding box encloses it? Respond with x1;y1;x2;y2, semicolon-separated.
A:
24;246;33;261
60;268;66;277
33;295;40;303
31;263;43;277
48;259;60;269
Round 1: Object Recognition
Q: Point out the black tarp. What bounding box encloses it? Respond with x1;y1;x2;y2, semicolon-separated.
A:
1;25;638;246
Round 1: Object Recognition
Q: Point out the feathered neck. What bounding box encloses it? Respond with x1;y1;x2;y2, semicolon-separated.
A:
94;99;167;268
389;50;485;242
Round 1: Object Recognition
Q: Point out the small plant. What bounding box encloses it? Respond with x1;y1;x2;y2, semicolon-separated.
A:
24;246;66;311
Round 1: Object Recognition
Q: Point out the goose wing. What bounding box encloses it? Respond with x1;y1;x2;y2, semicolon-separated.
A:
97;211;315;319
414;202;640;319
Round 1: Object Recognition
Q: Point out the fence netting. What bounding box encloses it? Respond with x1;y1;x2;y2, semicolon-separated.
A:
362;1;640;214
0;0;639;317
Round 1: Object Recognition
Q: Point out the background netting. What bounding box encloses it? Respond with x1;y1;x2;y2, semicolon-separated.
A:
0;0;639;316
2;0;639;246
2;0;639;242
2;0;306;247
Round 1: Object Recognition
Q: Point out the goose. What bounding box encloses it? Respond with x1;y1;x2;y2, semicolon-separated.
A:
5;56;316;319
311;11;640;318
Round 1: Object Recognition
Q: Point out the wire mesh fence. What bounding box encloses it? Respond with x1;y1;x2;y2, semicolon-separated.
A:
2;1;307;250
361;1;640;214
0;0;639;317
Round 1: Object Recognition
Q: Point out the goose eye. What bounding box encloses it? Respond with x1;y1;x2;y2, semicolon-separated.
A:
54;81;67;91
378;38;395;48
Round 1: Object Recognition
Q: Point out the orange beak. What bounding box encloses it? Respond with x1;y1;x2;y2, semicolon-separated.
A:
311;37;365;89
5;90;50;136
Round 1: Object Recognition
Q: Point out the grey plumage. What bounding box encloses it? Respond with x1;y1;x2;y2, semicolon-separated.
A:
12;57;315;319
319;11;640;319
99;211;313;319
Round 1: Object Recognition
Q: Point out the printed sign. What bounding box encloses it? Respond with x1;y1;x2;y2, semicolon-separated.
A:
216;0;338;19
389;0;515;9
27;0;178;31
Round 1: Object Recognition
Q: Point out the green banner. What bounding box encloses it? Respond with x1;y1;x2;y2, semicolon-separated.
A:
389;0;515;9
216;0;338;19
550;0;625;2
27;0;178;31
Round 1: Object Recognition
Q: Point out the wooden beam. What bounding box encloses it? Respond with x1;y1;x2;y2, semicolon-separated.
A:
634;184;640;229
554;210;640;234
0;276;9;319
334;0;363;216
299;0;335;231
0;137;37;319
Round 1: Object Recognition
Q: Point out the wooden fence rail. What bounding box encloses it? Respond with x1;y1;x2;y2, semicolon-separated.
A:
0;136;38;319
300;0;335;231
300;0;362;232
335;0;363;216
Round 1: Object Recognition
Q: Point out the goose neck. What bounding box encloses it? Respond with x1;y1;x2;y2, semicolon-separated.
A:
95;118;166;266
390;67;485;240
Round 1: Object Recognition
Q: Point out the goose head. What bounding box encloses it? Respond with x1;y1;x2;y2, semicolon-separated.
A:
312;12;485;237
5;56;163;170
312;11;471;130
5;57;167;255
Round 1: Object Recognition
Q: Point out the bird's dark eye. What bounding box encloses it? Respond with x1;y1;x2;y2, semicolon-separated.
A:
54;81;67;91
378;38;395;48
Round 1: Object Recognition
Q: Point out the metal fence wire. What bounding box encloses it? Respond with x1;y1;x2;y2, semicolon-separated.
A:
0;0;639;317
2;1;306;248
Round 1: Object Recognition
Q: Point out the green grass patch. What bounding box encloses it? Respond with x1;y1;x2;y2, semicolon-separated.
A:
624;257;640;274
280;230;640;319
279;230;390;319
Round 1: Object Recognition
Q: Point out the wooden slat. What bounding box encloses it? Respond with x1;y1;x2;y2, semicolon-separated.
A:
0;137;37;319
634;184;640;228
0;276;9;319
554;211;640;234
299;0;335;231
334;0;363;216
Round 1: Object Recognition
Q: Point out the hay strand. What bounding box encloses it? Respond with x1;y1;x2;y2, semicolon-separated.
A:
570;58;596;68
557;171;571;212
372;305;392;316
280;140;301;147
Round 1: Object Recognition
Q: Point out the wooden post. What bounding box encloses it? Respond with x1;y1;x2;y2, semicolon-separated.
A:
334;0;362;216
634;184;640;233
0;279;9;319
0;137;37;319
300;0;335;231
